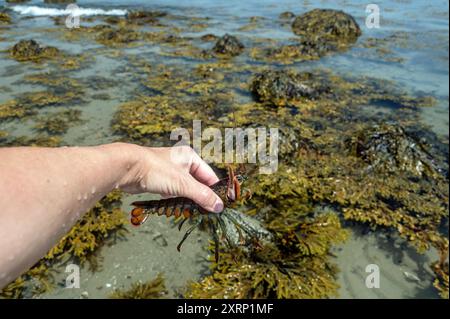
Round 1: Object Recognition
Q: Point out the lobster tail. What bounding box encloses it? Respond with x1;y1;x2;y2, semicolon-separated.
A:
131;197;199;226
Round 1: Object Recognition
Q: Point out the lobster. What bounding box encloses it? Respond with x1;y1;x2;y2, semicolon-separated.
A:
129;165;260;262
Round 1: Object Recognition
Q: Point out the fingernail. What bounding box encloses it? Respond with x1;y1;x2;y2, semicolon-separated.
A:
213;199;224;213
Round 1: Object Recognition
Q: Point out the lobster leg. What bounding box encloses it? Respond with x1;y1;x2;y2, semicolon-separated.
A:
177;219;201;252
178;216;188;231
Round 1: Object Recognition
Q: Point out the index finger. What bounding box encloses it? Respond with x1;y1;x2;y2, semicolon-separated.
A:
189;152;220;186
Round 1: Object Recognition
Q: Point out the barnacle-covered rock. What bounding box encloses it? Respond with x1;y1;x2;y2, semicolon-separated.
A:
292;9;361;45
250;70;320;106
212;34;244;57
9;40;60;62
350;123;445;178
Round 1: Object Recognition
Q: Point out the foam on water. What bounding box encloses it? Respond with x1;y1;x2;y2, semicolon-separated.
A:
11;5;127;17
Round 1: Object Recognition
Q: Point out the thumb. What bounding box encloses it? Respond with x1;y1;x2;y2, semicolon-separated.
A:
181;175;224;213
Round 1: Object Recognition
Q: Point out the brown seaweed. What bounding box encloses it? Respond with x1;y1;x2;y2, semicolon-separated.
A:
9;40;61;62
211;34;245;57
110;273;168;299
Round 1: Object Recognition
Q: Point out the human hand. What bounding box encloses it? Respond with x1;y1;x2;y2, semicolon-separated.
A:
119;145;224;213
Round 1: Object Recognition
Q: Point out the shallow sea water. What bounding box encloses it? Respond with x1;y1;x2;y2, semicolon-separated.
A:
0;0;448;299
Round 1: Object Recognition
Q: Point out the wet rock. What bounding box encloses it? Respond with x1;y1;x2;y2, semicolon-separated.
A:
97;28;140;44
292;9;361;45
250;70;318;106
0;11;11;24
279;11;296;19
127;10;166;20
12;39;43;56
264;39;337;62
200;33;218;42
351;123;444;178
212;34;244;57
252;9;360;63
9;39;60;62
126;10;167;25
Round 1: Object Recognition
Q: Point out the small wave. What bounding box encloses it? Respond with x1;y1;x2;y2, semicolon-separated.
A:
11;5;127;17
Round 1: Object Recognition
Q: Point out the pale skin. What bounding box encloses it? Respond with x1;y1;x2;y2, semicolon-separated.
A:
0;143;224;289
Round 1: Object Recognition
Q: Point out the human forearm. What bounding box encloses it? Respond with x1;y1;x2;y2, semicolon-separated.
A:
0;142;138;287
